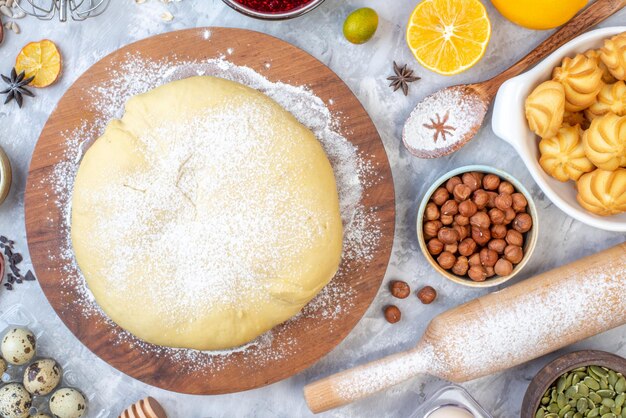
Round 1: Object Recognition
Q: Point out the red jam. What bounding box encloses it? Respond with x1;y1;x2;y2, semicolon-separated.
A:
234;0;314;13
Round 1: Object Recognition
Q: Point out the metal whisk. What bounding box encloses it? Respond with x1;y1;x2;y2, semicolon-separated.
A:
16;0;110;22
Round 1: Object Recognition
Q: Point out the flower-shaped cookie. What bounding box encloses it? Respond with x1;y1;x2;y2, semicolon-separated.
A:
585;49;617;84
539;124;594;182
525;80;565;139
600;32;626;81
582;113;626;170
577;168;626;216
553;53;604;112
586;81;626;120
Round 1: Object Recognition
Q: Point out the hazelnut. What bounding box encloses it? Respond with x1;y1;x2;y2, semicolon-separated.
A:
441;214;454;225
482;174;500;190
468;253;481;266
485;266;496;278
488;208;505;225
458;200;478;217
444;243;458;254
452;256;469;276
423;220;442;240
513;213;533;233
453;184;472;201
446;176;463;193
486;191;498;208
491;224;507;239
468;265;487;282
438;227;459;245
452;224;469;241
505;229;524;247
462;172;481;191
454;214;470;226
504;207;516;225
498;181;515;194
389;280;411;299
504;245;524;264
427;238;444;255
494;258;513;276
479;248;498;267
473;190;490;209
384;305;401;323
471;226;491;246
441;200;459;216
470;212;491;229
417;286;437;304
437;251;456;269
425;202;440;221
511;193;528;212
495;193;513;211
458;238;477;257
488;238;507;254
431;187;449;206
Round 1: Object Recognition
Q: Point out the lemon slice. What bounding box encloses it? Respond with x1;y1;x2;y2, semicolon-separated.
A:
15;39;62;88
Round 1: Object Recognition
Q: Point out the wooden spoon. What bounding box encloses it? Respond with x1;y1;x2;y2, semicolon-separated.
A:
402;0;626;159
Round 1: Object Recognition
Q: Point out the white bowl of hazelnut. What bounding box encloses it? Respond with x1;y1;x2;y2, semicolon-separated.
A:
417;165;538;288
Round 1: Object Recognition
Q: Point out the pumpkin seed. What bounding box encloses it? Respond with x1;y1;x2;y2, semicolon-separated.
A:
542;396;551;405
563;411;574;418
579;383;590;397
587;378;602;391
573;374;581;386
558;393;567;408
616;378;626;394
610;371;619;388
600;414;616;418
545;414;559;418
600;405;611;415
559;405;572;417
577;398;589;413
536;409;546;418
603;399;616;408
548;403;560;413
588;408;600;418
591;393;604;404
566;387;579;398
558;375;569;393
598;390;617;399
616;394;625;408
572;413;582;418
592;367;610;379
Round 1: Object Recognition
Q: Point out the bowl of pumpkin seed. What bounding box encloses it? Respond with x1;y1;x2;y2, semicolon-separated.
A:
522;350;626;418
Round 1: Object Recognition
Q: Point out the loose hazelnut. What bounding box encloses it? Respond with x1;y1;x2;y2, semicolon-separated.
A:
470;212;491;229
437;251;456;269
458;238;477;257
498;181;515;194
491;224;507;239
454;214;469;226
425;202;440;221
453;183;472;201
504;207;516;225
423;220;442;240
427;238;444;255
452;256;469;276
452;224;469;241
389;280;411;299
482;174;500;190
473;190;490;209
485;266;496;278
438;227;459;245
511;193;528;212
504;245;524;264
462;172;481;191
505;229;524;247
512;213;533;233
468;265;487;282
488;208;505;225
441;214;454;225
441;200;458;216
446;176;463;193
431;187;449;206
384;305;401;323
417;286;437;304
458;200;478;217
494;258;513;276
479;248;498;267
495;193;513;210
488;238;507;254
444;243;458;254
471;226;491;246
486;191;498;208
468;253;481;266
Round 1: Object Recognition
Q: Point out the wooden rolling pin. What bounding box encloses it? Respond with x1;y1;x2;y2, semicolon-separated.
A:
119;397;167;418
304;243;626;413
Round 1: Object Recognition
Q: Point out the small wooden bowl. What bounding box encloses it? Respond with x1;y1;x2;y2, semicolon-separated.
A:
521;350;626;418
0;146;11;205
416;165;538;288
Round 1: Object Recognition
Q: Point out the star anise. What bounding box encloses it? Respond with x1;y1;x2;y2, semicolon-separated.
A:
387;61;420;96
1;68;35;108
423;111;456;143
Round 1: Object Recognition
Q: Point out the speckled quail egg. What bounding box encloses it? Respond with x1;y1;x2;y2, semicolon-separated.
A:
49;388;86;418
0;383;32;418
0;355;7;376
23;358;62;396
1;328;36;365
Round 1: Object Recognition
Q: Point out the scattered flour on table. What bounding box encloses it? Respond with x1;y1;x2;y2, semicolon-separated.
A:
46;55;383;371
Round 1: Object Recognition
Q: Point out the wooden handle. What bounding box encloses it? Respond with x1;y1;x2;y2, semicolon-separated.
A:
478;0;626;99
304;243;626;414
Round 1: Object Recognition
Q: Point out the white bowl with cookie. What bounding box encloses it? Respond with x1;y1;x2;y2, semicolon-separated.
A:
492;26;626;232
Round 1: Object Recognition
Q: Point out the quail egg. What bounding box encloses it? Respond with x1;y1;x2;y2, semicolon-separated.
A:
23;358;62;396
0;383;32;418
0;355;7;375
49;388;86;418
1;328;36;365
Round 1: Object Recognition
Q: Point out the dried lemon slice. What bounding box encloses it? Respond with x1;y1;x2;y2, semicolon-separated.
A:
15;39;62;88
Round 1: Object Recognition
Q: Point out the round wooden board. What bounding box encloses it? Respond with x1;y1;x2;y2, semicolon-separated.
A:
24;27;395;395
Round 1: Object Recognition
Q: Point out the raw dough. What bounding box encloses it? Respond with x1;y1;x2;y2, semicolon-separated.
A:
71;76;343;350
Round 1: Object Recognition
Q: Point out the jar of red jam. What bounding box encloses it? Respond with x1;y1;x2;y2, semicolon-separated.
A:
222;0;325;20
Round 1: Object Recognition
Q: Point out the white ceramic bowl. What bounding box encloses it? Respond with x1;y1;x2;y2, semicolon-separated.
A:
492;26;626;232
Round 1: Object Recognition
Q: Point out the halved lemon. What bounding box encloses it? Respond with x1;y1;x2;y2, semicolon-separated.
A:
406;0;491;76
15;39;62;88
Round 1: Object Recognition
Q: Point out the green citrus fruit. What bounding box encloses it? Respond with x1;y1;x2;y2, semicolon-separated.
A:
343;8;379;45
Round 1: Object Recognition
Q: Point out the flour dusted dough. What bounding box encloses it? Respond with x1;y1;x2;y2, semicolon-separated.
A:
71;76;343;350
